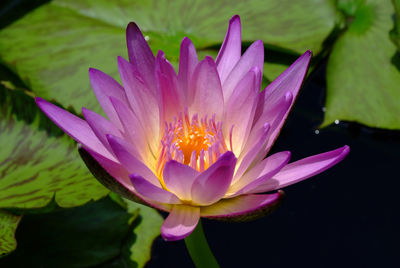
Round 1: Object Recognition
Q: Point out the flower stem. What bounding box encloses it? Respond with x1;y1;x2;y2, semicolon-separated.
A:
184;220;220;268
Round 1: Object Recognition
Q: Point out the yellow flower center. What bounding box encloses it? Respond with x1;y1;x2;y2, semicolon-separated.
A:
156;111;232;180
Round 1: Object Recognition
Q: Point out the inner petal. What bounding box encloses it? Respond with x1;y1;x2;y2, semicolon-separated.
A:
156;109;232;183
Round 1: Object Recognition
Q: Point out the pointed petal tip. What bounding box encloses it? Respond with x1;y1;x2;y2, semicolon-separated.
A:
117;55;127;65
35;96;44;104
156;50;165;59
181;36;192;45
229;14;241;24
204;55;216;64
341;145;350;156
300;50;312;62
253;40;264;48
81;106;90;116
126;21;140;32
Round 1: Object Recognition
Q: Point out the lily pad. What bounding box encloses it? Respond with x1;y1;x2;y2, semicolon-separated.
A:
125;199;163;268
0;0;338;113
323;0;400;129
0;86;108;209
0;210;21;256
0;196;136;267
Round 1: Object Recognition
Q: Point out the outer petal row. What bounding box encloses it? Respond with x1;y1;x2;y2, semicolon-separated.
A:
250;145;350;193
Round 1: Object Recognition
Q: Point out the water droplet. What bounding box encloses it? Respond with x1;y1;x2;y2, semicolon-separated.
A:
314;130;320;134
144;35;150;41
322;107;326;112
334;119;340;124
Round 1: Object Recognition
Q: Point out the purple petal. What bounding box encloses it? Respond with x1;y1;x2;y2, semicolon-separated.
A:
130;174;181;204
260;51;312;152
163;161;199;201
178;37;198;100
233;123;270;184
228;151;291;196
155;51;184;123
84;146;132;190
224;67;260;156
85;147;173;212
126;22;155;90
201;192;282;218
188;56;224;120
82;107;123;154
35;97;114;160
251;146;350;193
216;15;241;84
191;151;236;206
109;97;148;159
88;68;128;130
107;134;160;187
161;205;200;241
237;92;293;179
118;56;159;152
222;40;264;102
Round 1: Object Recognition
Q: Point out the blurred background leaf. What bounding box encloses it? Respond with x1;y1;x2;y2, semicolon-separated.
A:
0;84;109;209
0;196;136;267
0;210;21;256
323;0;400;129
124;199;163;268
0;0;338;113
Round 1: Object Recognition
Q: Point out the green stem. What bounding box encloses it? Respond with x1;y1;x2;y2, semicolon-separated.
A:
184;220;220;268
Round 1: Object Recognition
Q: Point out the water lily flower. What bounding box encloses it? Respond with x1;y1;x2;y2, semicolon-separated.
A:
36;15;349;241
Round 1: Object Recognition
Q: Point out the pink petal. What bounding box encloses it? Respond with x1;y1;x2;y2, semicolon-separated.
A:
161;205;200;241
109;97;148;160
84;146;132;190
107;134;160;187
84;147;172;212
233;123;270;184
251;146;350;193
129;174;181;204
191;151;236;206
236;92;293;180
163;161;199;201
88;68;128;130
228;151;291;197
35;97;114;160
216;15;241;84
118;56;159;151
82;107;122;153
178;37;198;100
188;56;224;120
126;22;155;91
201;192;282;218
155;51;184;123
224;67;260;156
259;51;312;152
222;40;264;102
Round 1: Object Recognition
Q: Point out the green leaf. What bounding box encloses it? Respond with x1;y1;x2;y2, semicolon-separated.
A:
323;0;400;129
0;210;21;256
390;0;400;49
0;196;137;267
0;0;338;113
0;86;108;209
124;199;163;268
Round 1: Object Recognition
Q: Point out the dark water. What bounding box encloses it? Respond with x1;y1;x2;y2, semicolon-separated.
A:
147;63;400;268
